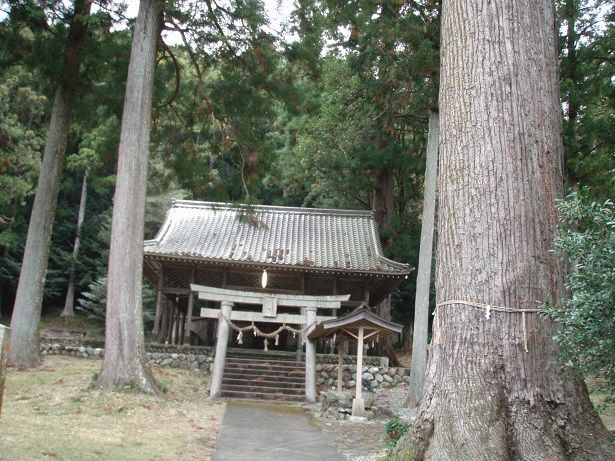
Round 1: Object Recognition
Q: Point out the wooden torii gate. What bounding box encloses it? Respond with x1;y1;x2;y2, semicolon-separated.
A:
190;284;350;401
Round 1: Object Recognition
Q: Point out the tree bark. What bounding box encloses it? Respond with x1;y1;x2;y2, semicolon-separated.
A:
9;0;92;368
95;0;163;393
372;166;401;365
408;109;439;407
61;168;89;317
372;166;395;237
394;1;612;459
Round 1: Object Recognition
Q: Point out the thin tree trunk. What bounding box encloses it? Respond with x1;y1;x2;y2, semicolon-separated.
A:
394;1;612;459
9;0;92;368
563;0;579;183
61;168;89;317
408;109;439;407
95;0;163;393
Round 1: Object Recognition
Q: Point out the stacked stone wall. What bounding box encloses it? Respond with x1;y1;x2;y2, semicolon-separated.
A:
40;341;391;374
316;364;410;390
40;342;215;371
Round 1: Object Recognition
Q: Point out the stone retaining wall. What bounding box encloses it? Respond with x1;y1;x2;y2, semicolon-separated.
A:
315;353;387;367
40;341;389;373
316;364;410;390
40;343;215;371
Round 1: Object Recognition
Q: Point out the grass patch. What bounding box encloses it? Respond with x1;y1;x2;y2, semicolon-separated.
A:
37;309;106;342
587;376;615;432
383;416;410;454
0;356;225;461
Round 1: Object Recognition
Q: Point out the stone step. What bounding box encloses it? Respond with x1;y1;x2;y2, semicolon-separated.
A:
219;389;306;402
221;383;305;396
223;366;305;378
224;362;306;374
226;348;301;362
223;371;305;384
225;357;304;368
222;376;305;389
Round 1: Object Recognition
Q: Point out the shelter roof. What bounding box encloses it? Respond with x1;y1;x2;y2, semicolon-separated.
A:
306;307;403;341
144;200;410;277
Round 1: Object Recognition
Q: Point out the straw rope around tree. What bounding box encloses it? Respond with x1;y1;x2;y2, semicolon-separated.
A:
435;300;543;352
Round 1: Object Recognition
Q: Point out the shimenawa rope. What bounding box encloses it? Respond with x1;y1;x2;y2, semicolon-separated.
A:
218;311;303;351
435;300;542;352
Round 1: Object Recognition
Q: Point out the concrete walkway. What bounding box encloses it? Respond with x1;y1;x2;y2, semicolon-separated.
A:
213;401;343;461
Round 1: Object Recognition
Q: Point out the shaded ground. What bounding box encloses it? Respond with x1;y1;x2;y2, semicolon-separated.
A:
587;376;615;433
36;310;106;342
323;418;387;461
313;382;614;460
0;356;225;461
214;401;342;460
311;386;411;461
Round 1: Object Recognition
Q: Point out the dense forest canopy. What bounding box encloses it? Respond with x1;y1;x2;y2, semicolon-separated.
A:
0;0;612;346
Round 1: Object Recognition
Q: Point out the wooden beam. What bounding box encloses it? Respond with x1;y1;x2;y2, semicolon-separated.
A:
191;284;349;309
199;308;335;325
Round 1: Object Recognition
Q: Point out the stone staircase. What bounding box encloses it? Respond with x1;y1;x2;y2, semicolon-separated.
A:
220;350;306;402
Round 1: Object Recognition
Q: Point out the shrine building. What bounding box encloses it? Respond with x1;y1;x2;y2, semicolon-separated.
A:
143;200;410;402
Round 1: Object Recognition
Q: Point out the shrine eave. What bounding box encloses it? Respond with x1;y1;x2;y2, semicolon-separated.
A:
143;253;412;279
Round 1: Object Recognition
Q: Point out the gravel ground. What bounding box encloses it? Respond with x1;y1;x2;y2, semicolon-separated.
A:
309;385;417;461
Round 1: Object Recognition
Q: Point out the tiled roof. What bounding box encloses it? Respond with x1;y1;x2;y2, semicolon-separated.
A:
144;200;410;276
307;307;404;340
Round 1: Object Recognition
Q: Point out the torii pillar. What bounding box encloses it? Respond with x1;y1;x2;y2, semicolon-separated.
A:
305;306;317;402
210;301;233;398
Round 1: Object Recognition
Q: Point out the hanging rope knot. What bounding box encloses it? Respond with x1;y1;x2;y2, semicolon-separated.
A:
436;300;542;353
218;310;304;348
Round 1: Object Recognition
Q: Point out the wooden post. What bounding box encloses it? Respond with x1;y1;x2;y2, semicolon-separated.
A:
352;326;366;417
337;335;345;391
184;268;195;344
305;306;317;402
0;324;9;417
166;303;176;344
158;298;168;343
153;269;163;335
178;311;185;344
210;301;233;398
173;308;181;345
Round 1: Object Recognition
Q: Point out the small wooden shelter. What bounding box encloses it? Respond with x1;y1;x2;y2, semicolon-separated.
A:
307;307;403;417
142;200;411;400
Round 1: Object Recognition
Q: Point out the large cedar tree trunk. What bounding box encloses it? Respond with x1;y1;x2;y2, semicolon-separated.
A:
394;1;612;459
95;0;162;392
9;0;92;368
